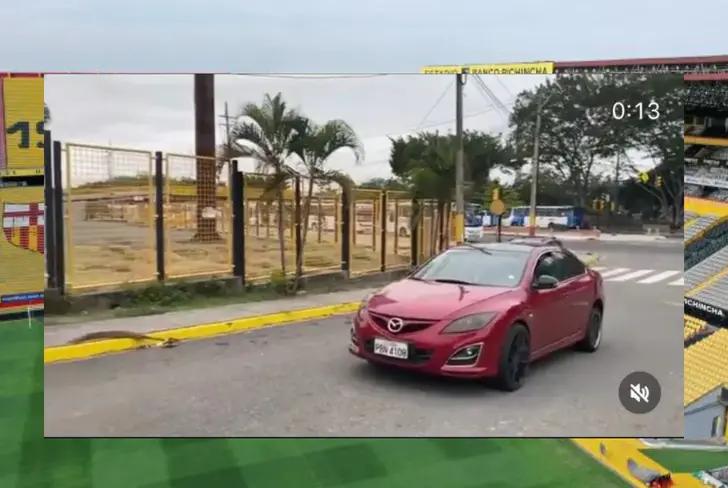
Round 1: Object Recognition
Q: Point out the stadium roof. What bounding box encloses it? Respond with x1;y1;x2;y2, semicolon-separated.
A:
554;55;728;68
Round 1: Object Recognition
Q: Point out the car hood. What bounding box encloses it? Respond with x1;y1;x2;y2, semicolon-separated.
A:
367;278;512;321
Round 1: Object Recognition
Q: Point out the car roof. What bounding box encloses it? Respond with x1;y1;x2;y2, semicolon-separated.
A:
451;238;565;253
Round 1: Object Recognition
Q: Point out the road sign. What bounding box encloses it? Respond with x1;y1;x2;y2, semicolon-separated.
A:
489;199;506;216
638;171;649;184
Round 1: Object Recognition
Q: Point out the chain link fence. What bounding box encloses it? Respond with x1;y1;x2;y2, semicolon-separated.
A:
64;143;156;291
50;141;455;294
164;153;232;279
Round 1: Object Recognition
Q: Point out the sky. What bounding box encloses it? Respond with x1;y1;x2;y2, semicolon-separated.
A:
45;74;548;183
1;1;724;72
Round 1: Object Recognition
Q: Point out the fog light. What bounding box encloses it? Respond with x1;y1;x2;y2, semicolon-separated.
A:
447;343;482;365
350;326;358;345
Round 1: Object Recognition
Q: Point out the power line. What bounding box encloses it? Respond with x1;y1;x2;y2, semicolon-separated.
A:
473;75;511;118
414;80;455;131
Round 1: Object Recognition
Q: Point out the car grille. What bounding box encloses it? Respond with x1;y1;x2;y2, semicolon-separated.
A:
364;339;433;365
368;311;437;334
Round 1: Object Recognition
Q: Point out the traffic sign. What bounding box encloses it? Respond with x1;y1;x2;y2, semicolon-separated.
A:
490;199;506;216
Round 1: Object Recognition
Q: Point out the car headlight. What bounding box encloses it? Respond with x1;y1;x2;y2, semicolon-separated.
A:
441;312;498;334
357;293;373;319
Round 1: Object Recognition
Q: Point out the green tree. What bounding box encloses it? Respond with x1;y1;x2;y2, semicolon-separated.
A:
228;93;302;277
360;177;408;190
289;117;363;280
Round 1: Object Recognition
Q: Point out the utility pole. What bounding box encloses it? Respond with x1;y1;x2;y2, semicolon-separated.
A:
528;93;552;237
218;101;235;155
454;71;465;244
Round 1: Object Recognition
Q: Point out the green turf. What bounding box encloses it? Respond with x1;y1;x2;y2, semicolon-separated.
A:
1;317;628;487
642;448;728;473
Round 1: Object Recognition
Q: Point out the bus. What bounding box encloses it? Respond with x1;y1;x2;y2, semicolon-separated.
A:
502;205;588;229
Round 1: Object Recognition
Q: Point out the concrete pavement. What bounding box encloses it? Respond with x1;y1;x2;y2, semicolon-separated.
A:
44;287;378;348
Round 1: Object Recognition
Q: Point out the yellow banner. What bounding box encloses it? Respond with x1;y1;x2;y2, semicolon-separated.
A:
466;62;554;75
0;185;44;314
3;77;44;173
421;65;464;74
421;62;554;75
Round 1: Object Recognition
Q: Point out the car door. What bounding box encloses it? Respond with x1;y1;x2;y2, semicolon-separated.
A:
556;250;594;337
527;251;571;353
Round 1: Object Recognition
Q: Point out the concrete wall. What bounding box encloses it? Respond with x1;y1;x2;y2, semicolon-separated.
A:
685;389;727;440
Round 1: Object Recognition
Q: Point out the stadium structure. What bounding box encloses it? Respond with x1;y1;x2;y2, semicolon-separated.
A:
683;69;728;446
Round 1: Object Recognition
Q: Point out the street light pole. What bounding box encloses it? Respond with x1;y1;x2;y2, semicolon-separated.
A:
455;72;465;244
528;100;542;237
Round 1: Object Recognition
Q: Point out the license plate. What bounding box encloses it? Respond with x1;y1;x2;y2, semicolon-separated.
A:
373;338;409;359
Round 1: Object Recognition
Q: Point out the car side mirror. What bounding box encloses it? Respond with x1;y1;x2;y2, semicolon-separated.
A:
533;274;559;289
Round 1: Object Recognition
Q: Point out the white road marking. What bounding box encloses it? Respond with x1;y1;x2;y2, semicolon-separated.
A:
668;277;684;286
591;266;607;271
598;268;631;278
637;270;681;284
607;269;655;282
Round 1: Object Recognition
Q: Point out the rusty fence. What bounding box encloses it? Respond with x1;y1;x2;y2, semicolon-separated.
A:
45;139;456;294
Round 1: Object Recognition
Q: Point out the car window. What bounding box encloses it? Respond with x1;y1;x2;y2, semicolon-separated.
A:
412;249;530;287
534;252;559;279
561;251;586;279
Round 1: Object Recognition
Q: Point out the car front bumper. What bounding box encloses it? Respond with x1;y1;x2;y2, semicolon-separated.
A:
349;313;497;379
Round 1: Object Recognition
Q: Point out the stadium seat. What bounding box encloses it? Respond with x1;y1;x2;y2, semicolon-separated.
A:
684;328;728;407
684;315;707;341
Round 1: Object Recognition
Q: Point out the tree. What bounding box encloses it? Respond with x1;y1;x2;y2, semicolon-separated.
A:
509;76;630;207
228;93;302;277
389;130;512;201
360;177;408;190
625;76;685;227
289;117;363;281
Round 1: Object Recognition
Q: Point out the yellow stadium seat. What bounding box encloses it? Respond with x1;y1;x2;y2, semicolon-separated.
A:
684;315;707;341
684;328;728;407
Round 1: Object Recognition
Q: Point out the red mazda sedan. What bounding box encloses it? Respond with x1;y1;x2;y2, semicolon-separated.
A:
349;240;604;391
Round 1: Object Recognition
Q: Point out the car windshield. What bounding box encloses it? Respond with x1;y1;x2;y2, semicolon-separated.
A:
411;248;529;287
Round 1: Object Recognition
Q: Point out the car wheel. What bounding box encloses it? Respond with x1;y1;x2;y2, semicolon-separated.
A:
496;324;530;391
576;306;602;352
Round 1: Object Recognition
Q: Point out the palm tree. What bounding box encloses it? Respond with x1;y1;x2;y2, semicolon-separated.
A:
290;118;363;278
228;93;302;277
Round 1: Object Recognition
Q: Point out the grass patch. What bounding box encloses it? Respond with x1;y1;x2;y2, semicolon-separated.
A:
642;448;728;473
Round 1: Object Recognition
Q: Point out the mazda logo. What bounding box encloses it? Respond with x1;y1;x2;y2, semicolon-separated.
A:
387;317;405;333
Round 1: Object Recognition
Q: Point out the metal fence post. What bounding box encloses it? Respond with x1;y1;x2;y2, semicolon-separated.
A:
231;161;245;282
294;176;303;278
52;140;66;294
43;131;57;290
341;187;351;275
154;151;165;281
380;191;387;272
410;199;419;268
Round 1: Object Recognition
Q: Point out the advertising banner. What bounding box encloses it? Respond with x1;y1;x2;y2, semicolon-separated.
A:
0;185;44;314
0;75;44;177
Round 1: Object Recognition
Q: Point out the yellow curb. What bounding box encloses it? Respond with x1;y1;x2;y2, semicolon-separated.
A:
45;301;361;364
571;439;706;488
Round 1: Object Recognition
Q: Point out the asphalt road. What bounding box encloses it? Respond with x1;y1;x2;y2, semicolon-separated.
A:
45;238;684;437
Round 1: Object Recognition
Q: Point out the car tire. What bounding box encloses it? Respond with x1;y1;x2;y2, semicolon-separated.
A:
495;324;530;392
576;306;602;352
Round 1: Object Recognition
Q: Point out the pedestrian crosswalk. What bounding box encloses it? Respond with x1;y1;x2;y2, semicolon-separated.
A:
590;266;683;286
